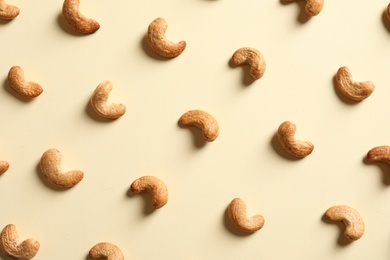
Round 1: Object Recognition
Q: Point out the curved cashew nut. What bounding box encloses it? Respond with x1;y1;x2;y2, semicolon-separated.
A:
284;0;324;16
8;66;43;98
0;224;40;260
0;160;9;175
147;17;186;58
62;0;100;34
336;66;374;102
325;205;364;241
231;47;266;80
179;110;219;142
367;145;390;164
89;242;124;260
227;198;265;233
0;0;19;20
90;81;126;119
130;175;168;209
39;148;84;188
277;121;314;158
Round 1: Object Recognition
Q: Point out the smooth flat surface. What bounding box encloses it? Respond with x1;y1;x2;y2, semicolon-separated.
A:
1;0;390;259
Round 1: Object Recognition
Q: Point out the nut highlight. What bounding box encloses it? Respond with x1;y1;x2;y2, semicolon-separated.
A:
8;66;43;98
179;110;219;142
227;198;265;233
277;121;314;158
62;0;100;34
231;47;266;80
0;0;19;20
90;81;126;119
130;175;168;209
89;242;124;260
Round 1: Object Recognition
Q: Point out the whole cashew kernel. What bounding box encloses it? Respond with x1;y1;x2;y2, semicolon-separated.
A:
284;0;324;16
8;66;43;98
0;160;9;175
277;121;314;158
227;198;265;233
39;148;84;188
231;47;266;80
179;110;219;142
367;145;390;164
147;17;186;58
336;66;374;102
0;0;19;20
89;242;124;260
62;0;100;34
324;205;365;241
90;81;126;119
0;224;40;260
130;175;168;209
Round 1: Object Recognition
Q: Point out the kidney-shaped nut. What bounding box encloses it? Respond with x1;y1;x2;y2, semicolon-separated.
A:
284;0;324;16
335;66;374;102
277;121;314;158
0;224;40;260
90;81;126;119
324;205;364;241
231;47;266;80
39;148;84;188
0;0;19;20
0;160;9;175
227;198;265;233
62;0;100;34
147;17;186;58
367;145;390;164
179;110;219;142
8;66;43;98
130;175;168;209
89;242;124;260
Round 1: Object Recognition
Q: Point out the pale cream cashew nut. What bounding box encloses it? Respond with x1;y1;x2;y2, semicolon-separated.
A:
0;224;40;260
179;110;219;142
39;148;84;188
336;66;374;102
227;198;265;233
90;81;126;119
0;0;19;20
8;66;43;98
62;0;100;34
89;242;124;260
0;160;9;175
277;121;314;158
284;0;324;16
367;145;390;164
130;175;168;209
231;47;266;80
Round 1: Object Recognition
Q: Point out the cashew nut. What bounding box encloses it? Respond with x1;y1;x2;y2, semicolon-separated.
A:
179;110;219;142
324;205;365;241
277;121;314;158
90;81;126;119
147;17;186;58
39;148;84;188
130;175;168;209
8;66;43;98
0;160;9;175
284;0;324;16
335;66;374;102
89;242;124;260
227;198;265;233
231;47;266;80
0;0;19;20
386;3;390;23
0;224;40;260
62;0;100;34
367;145;390;164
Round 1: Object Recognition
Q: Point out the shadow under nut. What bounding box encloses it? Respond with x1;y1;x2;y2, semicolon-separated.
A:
227;198;265;233
277;121;314;158
0;0;19;20
231;47;266;80
130;176;168;209
179;110;219;142
89;242;124;260
90;81;126;119
8;66;43;98
62;0;100;34
336;66;374;102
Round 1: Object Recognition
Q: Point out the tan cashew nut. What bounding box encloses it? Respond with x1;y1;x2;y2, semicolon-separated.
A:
324;205;365;241
284;0;324;16
0;224;40;260
90;81;126;119
0;0;19;20
335;66;374;102
39;148;84;188
227;198;265;233
89;242;124;260
62;0;100;34
277;121;314;158
367;145;390;164
8;66;43;98
179;110;219;142
147;17;186;58
0;160;9;175
231;47;266;80
130;175;168;209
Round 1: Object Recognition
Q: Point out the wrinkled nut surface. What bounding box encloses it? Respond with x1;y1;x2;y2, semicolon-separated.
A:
0;224;40;260
8;66;43;98
90;81;126;119
336;66;374;102
227;198;265;233
325;205;365;241
62;0;100;34
0;160;9;175
0;0;19;20
147;17;186;58
277;121;314;158
130;175;168;209
367;145;390;164
231;47;266;80
179;110;219;142
89;242;124;260
284;0;324;16
39;148;84;188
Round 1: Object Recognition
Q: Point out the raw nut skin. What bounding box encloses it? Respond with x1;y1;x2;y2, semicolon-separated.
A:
179;110;219;142
131;175;168;209
0;0;19;20
277;121;314;158
0;160;9;175
367;146;390;164
8;66;43;98
89;242;124;260
231;47;266;80
62;0;100;34
227;198;265;233
90;81;126;119
284;0;324;16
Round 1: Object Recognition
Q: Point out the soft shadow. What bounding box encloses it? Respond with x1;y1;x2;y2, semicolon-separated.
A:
85;100;117;123
280;0;312;24
85;254;94;260
332;75;359;105
321;214;352;246
270;133;301;161
223;207;254;237
177;120;207;149
228;59;256;86
363;156;390;186
56;12;86;36
140;35;171;61
2;78;36;103
35;161;72;191
382;10;390;33
126;187;156;215
0;19;14;26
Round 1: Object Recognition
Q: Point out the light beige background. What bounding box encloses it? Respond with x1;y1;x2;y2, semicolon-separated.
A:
0;0;390;259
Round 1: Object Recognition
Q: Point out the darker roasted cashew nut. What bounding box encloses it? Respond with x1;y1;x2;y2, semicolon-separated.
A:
89;242;124;260
8;66;43;98
0;160;9;175
39;148;84;188
231;47;266;80
62;0;100;34
227;198;265;233
0;224;40;260
336;66;374;102
325;205;365;241
131;175;168;209
90;81;126;119
367;145;390;164
0;0;19;20
147;17;186;58
179;110;219;142
277;121;314;158
284;0;324;16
